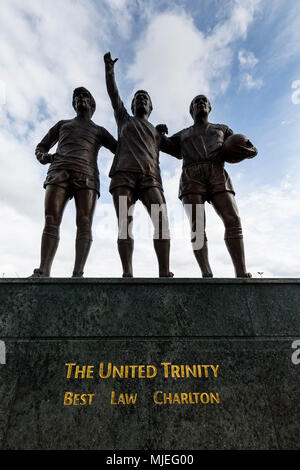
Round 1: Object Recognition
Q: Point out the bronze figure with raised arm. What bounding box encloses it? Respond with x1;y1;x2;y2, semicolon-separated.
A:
31;87;117;278
163;94;257;278
104;52;177;278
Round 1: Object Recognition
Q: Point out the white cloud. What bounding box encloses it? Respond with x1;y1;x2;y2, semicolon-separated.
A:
238;177;300;277
127;1;261;128
2;1;115;127
238;49;259;68
262;0;300;66
240;72;263;89
237;48;262;90
102;0;132;38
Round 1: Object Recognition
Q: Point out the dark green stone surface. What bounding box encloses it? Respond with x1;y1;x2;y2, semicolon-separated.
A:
0;278;299;449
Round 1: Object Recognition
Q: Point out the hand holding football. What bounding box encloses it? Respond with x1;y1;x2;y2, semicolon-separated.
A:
221;134;258;163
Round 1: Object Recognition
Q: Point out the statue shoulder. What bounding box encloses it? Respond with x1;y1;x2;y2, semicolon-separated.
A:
89;119;100;129
57;119;72;129
93;122;111;137
174;125;192;138
213;123;234;138
44;119;68;136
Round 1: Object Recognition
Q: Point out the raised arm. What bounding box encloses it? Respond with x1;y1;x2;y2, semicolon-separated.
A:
104;52;123;114
35;121;61;165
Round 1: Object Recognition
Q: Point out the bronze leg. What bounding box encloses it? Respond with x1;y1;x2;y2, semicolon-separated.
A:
72;189;97;277
112;187;136;277
140;187;173;277
31;185;69;277
182;194;213;278
210;191;251;277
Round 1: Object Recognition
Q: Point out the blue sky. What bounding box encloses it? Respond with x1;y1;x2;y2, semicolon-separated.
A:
0;0;300;277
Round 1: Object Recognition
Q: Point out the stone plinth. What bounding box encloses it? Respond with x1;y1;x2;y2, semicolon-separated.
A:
0;278;299;450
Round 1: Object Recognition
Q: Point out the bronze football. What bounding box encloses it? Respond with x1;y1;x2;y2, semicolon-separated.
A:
221;133;258;163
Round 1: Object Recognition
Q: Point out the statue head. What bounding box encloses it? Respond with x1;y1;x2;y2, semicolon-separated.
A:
72;87;96;117
190;95;212;120
131;90;153;117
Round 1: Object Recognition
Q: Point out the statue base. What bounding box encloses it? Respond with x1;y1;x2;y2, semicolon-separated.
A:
0;278;299;450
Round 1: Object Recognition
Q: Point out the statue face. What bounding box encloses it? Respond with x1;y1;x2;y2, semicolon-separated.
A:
73;89;92;115
132;91;152;117
191;95;211;119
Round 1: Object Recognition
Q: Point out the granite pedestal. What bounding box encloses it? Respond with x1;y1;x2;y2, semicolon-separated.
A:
0;278;299;450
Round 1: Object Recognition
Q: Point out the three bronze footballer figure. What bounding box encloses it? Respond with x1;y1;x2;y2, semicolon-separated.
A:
30;53;257;278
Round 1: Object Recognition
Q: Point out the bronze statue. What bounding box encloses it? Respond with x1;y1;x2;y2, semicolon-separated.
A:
31;87;117;278
163;95;257;278
104;52;176;278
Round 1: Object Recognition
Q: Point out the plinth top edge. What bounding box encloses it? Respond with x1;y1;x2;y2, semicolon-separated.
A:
0;277;300;285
